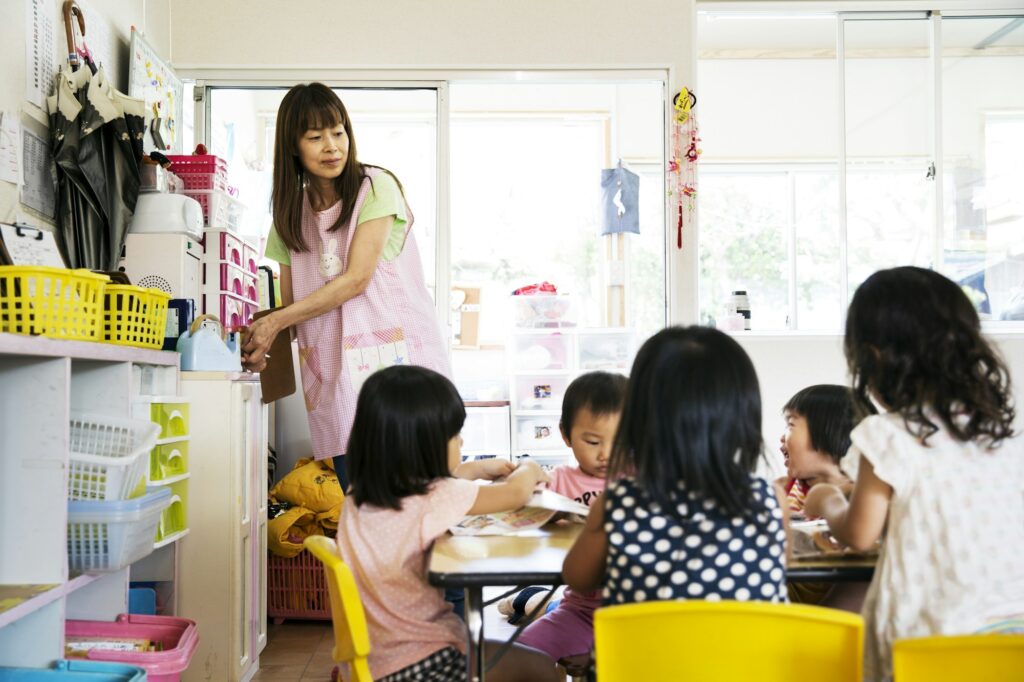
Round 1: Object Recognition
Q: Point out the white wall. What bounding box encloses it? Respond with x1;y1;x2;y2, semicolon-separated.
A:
738;332;1024;477
0;0;170;225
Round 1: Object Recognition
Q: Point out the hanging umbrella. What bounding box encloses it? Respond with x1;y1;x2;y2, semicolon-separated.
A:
49;0;144;271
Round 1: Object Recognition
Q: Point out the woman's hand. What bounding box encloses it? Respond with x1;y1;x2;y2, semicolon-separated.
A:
241;312;282;372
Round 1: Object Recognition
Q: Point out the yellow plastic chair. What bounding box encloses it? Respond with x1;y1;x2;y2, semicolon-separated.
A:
593;600;863;682
304;535;373;682
893;634;1024;682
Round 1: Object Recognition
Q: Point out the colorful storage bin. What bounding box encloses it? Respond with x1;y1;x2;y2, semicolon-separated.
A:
103;286;171;350
151;478;188;543
67;488;172;573
0;266;108;341
68;413;161;501
185;190;245;232
0;659;146;681
139;401;190;440
65;614;198;682
149;441;188;483
267;549;332;622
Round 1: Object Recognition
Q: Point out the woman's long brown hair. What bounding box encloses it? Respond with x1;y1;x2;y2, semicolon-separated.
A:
272;83;403;253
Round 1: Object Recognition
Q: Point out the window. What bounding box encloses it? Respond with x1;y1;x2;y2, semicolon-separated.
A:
697;9;1024;328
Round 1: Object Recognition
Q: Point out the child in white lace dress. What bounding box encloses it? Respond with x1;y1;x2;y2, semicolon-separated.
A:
805;266;1024;682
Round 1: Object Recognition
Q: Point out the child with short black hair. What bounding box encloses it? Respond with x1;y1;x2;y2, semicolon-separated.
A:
516;371;627;664
336;365;560;682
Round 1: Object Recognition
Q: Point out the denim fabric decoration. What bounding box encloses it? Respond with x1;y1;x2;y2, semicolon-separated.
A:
600;164;640;235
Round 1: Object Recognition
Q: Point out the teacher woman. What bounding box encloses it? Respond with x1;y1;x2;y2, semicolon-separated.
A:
241;82;450;487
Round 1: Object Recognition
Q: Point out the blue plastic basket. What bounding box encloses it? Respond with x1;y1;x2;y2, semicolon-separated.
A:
67;488;173;573
0;659;147;680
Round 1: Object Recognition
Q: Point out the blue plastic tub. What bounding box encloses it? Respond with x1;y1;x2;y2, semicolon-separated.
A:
0;659;147;680
67;488;173;573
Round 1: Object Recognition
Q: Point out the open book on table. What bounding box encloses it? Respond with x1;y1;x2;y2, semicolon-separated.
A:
791;518;880;559
450;488;590;536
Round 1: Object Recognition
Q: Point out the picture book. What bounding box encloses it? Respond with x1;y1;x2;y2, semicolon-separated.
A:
450;488;590;536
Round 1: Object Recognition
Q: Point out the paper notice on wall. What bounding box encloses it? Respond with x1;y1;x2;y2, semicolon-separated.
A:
20;128;55;218
25;0;57;109
0;113;20;185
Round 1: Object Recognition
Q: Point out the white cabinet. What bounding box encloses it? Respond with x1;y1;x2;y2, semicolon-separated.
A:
509;328;634;464
0;334;179;670
178;373;267;682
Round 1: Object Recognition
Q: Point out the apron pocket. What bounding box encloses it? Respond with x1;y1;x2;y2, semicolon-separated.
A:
343;327;409;396
298;345;323;412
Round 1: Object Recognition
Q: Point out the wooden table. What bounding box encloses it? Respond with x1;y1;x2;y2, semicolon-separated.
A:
428;523;876;680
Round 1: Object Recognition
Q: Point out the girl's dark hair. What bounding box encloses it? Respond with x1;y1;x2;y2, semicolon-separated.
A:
347;365;466;510
560;371;628;437
784;384;864;463
272;82;404;253
609;326;764;518
845;266;1015;446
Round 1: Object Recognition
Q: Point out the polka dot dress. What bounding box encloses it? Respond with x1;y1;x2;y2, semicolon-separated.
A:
603;475;787;605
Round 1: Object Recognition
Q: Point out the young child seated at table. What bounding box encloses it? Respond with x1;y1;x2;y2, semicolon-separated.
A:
779;384;857;515
516;371;627;664
564;326;789;608
779;384;869;610
335;365;560;682
805;267;1024;682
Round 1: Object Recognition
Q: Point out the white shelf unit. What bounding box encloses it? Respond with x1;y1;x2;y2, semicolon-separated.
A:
0;334;180;670
509;327;635;466
178;372;268;682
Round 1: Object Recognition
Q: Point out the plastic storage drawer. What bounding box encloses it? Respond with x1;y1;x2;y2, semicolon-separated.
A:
134;400;189;440
203;292;251;329
578;329;635;370
511;332;573;371
514;374;571;412
65;614;199;682
68;413;161;501
512;294;576;328
243;244;258;274
205;229;244;267
149;440;189;483
0;660;146;681
515;415;563;450
67;487;173;573
151;478;188;542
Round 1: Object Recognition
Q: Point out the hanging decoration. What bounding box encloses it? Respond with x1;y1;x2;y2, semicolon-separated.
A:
668;87;700;249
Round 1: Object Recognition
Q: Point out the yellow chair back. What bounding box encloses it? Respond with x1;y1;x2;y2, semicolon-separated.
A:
304;535;373;682
893;634;1024;682
593;600;863;682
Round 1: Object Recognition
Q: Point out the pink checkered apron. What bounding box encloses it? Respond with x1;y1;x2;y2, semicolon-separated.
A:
290;169;451;460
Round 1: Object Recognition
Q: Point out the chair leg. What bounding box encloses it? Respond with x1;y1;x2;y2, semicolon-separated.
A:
557;653;592;682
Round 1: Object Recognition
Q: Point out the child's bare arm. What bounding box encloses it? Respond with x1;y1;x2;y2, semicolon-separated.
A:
467;459;549;515
563;503;608;591
805;458;891;552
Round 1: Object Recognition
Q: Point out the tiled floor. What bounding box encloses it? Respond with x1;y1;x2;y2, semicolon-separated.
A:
251;592;534;681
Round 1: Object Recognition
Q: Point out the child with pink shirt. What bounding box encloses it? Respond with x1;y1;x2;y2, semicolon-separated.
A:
517;371;627;665
335;365;560;682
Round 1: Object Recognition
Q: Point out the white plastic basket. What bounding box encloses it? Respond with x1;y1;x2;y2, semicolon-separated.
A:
67;487;172;573
69;412;161;501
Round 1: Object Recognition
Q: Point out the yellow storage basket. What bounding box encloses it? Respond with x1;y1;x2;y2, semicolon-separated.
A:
0;266;108;341
103;285;171;349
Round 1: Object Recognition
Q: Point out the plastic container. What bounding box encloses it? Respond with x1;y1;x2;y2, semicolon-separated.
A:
203;262;258;304
65;613;199;682
184;190;245;232
68;412;161;501
515;415;563;450
174;171;229;193
267;549;332;622
165;154;227;176
242;245;258;275
203;292;250;330
514;374;570;412
0;659;147;681
149;441;189;483
511;332;572;371
129;586;158;616
204;230;243;266
67;487;173;573
463;406;511;455
151;478;188;542
134;399;190;440
0;266;108;341
577;329;635;370
103;285;171;350
512;294;576;328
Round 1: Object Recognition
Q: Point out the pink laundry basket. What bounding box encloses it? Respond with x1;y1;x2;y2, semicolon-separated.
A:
65;614;198;682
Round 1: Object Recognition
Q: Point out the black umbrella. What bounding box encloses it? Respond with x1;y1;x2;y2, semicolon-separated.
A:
49;0;144;271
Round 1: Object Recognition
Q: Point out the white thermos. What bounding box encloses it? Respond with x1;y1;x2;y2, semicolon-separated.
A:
729;290;751;330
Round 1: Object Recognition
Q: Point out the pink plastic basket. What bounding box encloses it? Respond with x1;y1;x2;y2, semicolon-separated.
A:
165;154;227;175
267;549;331;622
175;171;229;193
65;614;198;682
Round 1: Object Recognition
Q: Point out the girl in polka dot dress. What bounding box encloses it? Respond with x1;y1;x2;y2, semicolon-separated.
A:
805;267;1024;682
563;326;789;609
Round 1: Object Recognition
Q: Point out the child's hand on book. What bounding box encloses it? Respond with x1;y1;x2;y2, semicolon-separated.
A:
515;458;551;487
